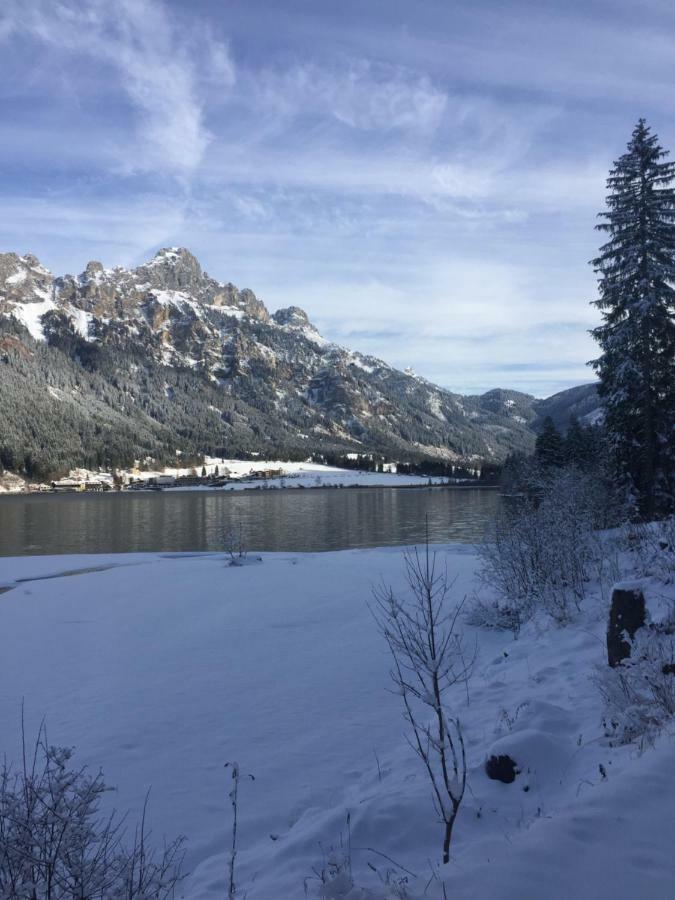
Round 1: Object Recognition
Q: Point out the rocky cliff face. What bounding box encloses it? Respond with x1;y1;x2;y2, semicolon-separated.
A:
0;246;597;476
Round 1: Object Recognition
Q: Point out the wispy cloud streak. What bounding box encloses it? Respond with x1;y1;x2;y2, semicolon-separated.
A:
2;0;234;175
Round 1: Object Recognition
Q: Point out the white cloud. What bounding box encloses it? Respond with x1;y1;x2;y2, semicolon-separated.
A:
250;60;447;134
1;0;234;175
202;142;604;215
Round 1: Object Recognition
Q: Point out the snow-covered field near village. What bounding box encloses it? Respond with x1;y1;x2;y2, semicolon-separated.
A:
147;459;453;491
0;542;673;899
16;460;454;496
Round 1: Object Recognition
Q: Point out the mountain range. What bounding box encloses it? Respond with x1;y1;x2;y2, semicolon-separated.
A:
0;247;600;478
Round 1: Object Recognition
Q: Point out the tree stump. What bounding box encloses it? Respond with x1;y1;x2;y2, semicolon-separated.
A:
607;587;646;667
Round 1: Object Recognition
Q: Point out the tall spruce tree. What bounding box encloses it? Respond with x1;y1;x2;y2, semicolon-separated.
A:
535;416;563;468
564;416;590;466
591;119;675;517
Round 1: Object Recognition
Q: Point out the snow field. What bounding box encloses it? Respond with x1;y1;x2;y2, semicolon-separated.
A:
136;459;453;491
0;545;672;898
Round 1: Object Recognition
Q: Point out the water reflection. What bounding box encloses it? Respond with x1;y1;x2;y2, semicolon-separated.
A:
0;487;499;556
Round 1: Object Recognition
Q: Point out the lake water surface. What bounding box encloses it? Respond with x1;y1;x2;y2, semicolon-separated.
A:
0;486;499;556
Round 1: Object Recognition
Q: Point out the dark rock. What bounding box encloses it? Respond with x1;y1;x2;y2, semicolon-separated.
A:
485;754;518;783
607;587;646;667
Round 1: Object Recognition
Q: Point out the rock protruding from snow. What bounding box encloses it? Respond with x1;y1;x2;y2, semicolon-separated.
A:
607;585;646;667
485;754;518;783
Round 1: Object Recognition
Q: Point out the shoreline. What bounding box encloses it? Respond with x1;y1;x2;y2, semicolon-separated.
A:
0;480;500;498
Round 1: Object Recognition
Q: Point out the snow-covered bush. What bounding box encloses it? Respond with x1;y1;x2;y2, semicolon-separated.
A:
478;467;623;627
598;627;675;744
305;854;414;900
0;728;184;899
307;844;353;899
304;823;417;900
224;522;248;566
465;594;523;635
622;516;675;584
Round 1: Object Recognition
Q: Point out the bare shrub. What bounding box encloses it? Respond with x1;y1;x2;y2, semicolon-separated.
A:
304;816;416;899
622;516;675;585
0;724;184;899
478;467;624;627
224;522;248;566
304;823;354;900
372;544;474;865
465;594;524;635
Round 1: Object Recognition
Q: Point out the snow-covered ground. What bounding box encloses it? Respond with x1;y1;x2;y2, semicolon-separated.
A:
0;545;672;899
138;459;453;490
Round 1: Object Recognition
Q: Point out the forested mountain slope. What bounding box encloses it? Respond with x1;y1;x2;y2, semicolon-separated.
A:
0;248;597;477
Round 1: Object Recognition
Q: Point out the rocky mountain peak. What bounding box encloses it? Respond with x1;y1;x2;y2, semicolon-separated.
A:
137;247;204;293
83;260;104;279
0;252;51;284
0;252;22;282
272;306;311;328
0;253;54;321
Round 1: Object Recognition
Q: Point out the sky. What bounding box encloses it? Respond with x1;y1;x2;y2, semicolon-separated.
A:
0;0;674;397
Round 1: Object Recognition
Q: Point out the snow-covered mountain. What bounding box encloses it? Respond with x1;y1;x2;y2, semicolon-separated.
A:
0;247;597;477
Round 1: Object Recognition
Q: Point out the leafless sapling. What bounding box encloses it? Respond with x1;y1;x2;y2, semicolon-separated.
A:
224;761;254;899
372;543;474;864
224;522;248;567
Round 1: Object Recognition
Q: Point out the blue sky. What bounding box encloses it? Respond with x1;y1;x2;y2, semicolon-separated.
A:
1;0;673;396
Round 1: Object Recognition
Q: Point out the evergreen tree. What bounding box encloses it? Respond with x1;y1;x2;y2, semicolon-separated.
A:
591;119;675;516
563;416;600;468
535;416;563;468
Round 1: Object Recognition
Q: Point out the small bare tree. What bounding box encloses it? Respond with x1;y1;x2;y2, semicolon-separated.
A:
372;543;474;864
224;523;248;567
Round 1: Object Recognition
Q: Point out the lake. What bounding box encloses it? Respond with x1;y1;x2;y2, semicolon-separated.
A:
0;486;499;556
